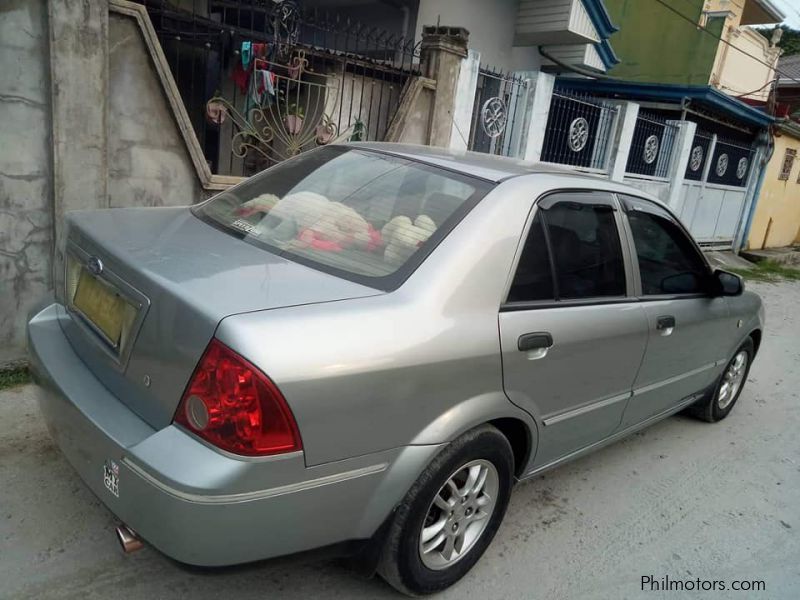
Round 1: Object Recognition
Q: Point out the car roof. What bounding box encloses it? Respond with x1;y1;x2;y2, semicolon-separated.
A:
342;142;607;183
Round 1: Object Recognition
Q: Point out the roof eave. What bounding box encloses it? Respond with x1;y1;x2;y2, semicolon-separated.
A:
580;0;619;39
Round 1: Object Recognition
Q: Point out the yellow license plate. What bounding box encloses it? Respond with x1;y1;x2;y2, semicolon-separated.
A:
73;270;128;346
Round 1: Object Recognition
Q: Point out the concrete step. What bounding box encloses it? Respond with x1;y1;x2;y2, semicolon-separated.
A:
740;247;800;267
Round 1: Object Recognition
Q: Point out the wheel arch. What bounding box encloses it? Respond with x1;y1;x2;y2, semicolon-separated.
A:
749;328;762;355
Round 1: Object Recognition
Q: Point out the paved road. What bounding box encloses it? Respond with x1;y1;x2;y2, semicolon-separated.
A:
1;280;798;599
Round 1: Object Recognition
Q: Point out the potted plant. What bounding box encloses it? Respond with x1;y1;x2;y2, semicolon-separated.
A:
315;114;336;144
284;103;305;135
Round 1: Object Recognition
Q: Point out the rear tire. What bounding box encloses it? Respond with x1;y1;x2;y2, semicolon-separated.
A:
686;337;754;423
377;425;513;596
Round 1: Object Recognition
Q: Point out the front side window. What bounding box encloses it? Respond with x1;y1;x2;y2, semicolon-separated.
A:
621;196;709;295
507;193;626;303
193;146;491;289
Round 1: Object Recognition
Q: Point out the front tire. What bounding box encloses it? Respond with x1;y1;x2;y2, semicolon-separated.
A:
687;337;754;423
377;425;514;596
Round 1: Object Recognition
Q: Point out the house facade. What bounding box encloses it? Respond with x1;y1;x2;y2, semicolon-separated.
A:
746;55;800;250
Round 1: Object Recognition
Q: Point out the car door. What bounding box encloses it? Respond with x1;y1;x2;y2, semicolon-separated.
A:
499;191;649;470
617;194;735;428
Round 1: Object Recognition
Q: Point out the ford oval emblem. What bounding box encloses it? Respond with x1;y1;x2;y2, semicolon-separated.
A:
86;256;104;276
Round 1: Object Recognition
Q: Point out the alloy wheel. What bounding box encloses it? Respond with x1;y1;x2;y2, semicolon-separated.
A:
718;350;748;409
418;459;499;570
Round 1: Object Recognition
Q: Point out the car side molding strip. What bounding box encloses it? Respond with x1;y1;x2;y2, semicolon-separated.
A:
542;391;631;427
122;458;388;505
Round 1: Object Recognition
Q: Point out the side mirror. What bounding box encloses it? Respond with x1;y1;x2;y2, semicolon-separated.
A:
712;269;744;296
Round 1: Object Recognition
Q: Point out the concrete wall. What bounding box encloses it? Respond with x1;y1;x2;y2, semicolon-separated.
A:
0;0;52;368
108;13;204;208
0;1;214;368
415;0;541;72
748;132;800;249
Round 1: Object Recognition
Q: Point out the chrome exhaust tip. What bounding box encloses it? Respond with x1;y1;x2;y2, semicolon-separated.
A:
115;524;144;554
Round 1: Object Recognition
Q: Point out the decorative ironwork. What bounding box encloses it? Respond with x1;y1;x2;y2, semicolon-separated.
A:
468;67;527;157
206;56;345;165
736;157;748;180
643;135;660;164
708;137;755;187
140;0;421;177
542;90;617;171
690;145;704;171
716;153;729;177
624;111;677;178
480;97;507;138
568;117;590;152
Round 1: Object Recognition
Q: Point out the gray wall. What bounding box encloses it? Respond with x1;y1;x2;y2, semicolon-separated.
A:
415;0;541;72
0;0;52;368
108;14;204;208
0;2;211;368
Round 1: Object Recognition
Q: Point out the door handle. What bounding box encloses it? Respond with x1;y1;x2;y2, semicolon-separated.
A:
656;315;676;336
518;332;553;360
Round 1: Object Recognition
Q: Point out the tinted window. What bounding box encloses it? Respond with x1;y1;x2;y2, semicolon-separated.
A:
544;200;626;299
508;212;555;302
622;197;708;295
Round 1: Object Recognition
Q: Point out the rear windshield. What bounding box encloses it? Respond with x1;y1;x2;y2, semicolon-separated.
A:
193;146;492;289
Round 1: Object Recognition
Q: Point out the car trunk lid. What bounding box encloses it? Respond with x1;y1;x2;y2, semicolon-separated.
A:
61;206;380;430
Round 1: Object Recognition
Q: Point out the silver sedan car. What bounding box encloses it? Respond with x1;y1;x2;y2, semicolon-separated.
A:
28;143;763;595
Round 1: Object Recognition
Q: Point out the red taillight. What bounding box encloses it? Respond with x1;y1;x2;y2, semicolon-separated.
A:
174;339;302;456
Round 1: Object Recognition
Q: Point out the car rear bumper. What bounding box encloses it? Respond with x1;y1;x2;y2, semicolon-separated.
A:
28;303;441;566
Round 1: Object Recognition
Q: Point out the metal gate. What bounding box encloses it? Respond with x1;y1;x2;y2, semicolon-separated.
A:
139;0;420;177
467;67;527;157
677;128;757;247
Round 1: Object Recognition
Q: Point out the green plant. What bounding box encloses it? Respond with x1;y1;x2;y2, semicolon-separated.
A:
0;367;30;391
350;118;365;141
285;103;305;119
728;260;800;283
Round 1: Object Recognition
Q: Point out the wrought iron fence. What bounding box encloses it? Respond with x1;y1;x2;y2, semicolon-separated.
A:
684;130;714;181
466;67;527;157
541;90;618;171
625;111;678;179
707;137;754;187
137;0;421;177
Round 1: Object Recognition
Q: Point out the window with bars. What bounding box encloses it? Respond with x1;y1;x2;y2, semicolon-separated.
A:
779;149;796;181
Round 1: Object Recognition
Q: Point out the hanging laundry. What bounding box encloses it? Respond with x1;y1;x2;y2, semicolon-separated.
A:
241;41;252;69
252;43;268;60
231;62;251;95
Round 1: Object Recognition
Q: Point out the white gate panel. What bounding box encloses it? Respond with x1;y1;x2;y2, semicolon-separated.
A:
711;187;747;241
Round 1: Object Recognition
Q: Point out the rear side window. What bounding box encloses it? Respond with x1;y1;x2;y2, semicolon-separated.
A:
507;212;554;302
193;146;491;290
508;193;626;303
621;196;709;295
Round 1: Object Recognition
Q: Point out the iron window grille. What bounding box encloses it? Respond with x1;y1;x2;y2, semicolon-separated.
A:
779;148;796;181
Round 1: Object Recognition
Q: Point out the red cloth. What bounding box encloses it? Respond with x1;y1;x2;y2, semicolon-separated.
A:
231;62;251;94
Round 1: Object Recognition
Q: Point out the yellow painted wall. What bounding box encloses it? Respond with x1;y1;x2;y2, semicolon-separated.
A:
705;0;780;101
748;132;800;249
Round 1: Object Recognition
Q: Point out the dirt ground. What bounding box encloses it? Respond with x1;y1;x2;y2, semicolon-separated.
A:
1;280;798;599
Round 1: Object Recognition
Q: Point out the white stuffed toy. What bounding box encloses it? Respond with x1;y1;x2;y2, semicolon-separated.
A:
237;191;373;250
381;215;437;267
